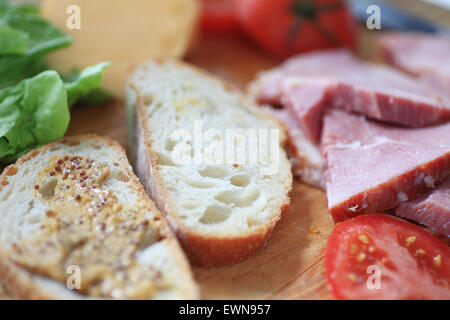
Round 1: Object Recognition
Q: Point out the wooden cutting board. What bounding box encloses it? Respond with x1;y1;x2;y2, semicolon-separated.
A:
65;33;335;300
0;33;335;300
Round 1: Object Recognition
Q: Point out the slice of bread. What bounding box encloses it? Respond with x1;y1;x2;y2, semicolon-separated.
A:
0;135;198;299
127;60;293;267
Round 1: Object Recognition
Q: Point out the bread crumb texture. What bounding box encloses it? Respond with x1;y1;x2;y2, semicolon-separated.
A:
129;61;292;238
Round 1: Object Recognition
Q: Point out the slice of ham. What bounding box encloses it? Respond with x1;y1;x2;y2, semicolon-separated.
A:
379;32;450;93
271;109;324;188
396;180;450;237
249;49;356;105
322;110;450;222
249;49;450;142
281;79;329;143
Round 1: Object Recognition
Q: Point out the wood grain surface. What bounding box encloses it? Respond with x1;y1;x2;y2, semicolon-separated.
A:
193;183;333;300
1;33;338;300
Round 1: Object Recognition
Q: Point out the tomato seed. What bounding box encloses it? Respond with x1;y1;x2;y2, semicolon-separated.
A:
406;236;416;245
417;249;426;255
358;234;369;244
433;255;441;267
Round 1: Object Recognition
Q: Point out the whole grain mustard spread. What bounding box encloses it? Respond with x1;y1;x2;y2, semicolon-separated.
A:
10;155;167;299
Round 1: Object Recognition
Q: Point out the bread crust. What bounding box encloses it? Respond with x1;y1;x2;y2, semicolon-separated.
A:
129;60;292;267
0;134;199;299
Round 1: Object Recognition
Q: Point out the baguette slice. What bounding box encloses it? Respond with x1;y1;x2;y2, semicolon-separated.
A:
0;135;198;299
127;60;293;267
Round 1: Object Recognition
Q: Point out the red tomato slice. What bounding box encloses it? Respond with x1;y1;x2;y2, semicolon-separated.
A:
325;214;450;300
233;0;357;58
200;0;239;33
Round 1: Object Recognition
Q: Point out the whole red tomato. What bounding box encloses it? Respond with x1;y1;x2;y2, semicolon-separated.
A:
200;0;240;33
233;0;358;58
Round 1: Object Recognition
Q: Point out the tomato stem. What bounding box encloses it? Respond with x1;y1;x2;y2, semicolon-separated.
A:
287;0;345;49
290;0;318;19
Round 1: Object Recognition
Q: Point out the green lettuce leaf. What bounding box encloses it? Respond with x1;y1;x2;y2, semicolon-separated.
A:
64;62;111;108
0;70;70;163
5;8;71;57
0;26;28;54
0;0;71;87
0;0;39;15
0;62;110;163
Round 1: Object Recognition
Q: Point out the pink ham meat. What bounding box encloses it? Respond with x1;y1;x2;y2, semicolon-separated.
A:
379;33;450;93
250;49;450;142
322;110;450;222
396;181;450;236
249;49;355;105
281;79;329;143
